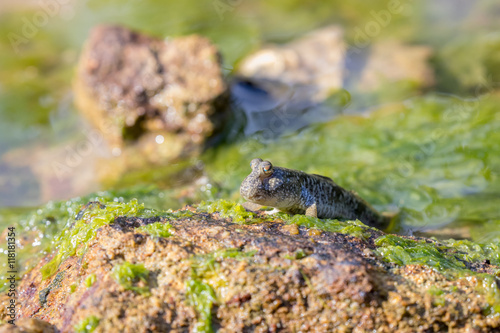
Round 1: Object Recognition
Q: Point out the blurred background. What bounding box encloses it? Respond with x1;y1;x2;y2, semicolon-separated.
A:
0;0;499;250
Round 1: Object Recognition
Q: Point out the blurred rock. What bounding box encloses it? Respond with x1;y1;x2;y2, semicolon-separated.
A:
355;40;434;91
234;27;435;137
237;25;346;101
74;25;229;162
234;26;348;136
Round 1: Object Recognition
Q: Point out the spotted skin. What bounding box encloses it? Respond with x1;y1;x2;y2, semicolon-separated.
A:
240;158;390;229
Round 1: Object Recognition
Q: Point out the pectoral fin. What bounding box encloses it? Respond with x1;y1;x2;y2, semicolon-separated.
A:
305;203;318;218
242;202;265;212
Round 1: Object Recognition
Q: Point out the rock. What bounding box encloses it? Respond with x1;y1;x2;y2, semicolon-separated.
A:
0;318;55;333
233;26;347;136
353;40;435;91
10;199;500;332
233;27;435;136
237;25;345;101
74;25;229;162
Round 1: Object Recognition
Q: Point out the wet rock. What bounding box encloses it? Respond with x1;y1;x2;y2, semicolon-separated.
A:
74;25;229;162
10;202;500;332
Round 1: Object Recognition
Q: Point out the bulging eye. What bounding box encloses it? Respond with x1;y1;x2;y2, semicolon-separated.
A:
261;161;273;175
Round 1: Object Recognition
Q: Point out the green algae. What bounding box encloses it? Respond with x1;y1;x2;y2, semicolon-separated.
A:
185;279;217;333
197;199;375;240
112;261;150;296
137;222;173;238
40;198;153;280
198;200;255;224
444;239;500;266
85;274;96;288
427;286;444;296
70;284;78;293
375;234;500;312
478;274;500;314
279;211;373;240
284;248;308;260
74;315;100;333
0;186;187;289
374;236;465;271
374;234;500;274
190;249;257;277
186;248;256;333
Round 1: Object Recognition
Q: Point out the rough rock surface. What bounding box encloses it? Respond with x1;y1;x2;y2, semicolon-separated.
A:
4;204;500;332
0;318;55;333
74;25;229;161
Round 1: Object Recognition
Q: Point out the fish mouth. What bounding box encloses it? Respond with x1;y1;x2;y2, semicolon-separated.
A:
241;192;263;202
240;189;265;203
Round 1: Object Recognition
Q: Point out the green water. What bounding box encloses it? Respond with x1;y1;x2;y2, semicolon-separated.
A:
1;0;500;286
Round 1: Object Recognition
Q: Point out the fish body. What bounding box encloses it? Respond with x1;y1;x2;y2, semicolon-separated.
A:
240;158;390;229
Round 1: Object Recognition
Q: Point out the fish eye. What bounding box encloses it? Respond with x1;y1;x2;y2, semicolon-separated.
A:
261;161;273;175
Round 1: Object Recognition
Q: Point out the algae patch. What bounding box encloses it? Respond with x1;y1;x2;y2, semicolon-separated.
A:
85;274;96;288
112;261;151;296
186;279;217;333
137;221;173;238
374;235;465;271
198;200;255;224
283;213;373;240
374;234;500;274
74;315;100;333
186;248;256;333
375;234;500;312
40;198;157;280
197;199;376;239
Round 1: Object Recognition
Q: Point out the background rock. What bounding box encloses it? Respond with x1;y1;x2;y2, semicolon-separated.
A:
354;40;435;91
237;25;346;102
74;25;229;162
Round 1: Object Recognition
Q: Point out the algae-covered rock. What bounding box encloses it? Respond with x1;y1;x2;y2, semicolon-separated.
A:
74;25;229;161
5;198;500;332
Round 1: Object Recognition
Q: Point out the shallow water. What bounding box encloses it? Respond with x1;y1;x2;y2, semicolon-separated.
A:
1;0;500;243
